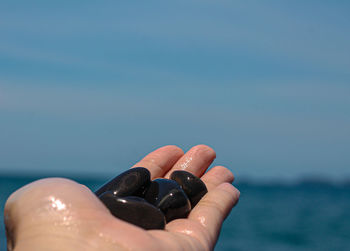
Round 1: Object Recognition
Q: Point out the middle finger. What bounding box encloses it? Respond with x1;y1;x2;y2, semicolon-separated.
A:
164;145;216;178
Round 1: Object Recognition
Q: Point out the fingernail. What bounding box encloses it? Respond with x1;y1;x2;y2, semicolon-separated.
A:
236;188;240;197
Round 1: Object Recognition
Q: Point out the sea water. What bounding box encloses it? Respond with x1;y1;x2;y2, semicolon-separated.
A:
1;176;350;251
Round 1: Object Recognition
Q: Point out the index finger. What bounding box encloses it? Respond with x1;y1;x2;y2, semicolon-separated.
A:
131;145;184;179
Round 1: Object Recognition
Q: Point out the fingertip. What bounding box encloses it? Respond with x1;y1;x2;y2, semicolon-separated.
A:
158;145;184;156
133;145;185;178
164;145;216;178
210;166;234;183
217;182;240;200
191;144;216;160
201;166;235;191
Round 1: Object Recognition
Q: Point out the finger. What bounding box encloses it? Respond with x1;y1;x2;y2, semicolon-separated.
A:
132;145;184;179
4;178;110;250
5;178;154;251
164;145;216;179
188;183;240;247
164;182;239;250
201;165;234;191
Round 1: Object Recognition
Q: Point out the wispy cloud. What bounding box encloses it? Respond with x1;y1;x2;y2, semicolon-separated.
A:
1;1;350;179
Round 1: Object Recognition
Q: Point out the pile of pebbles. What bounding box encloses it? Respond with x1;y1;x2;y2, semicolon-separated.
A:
95;167;207;230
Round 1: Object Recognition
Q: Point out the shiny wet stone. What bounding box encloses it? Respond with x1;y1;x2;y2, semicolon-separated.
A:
99;191;166;230
170;170;207;208
95;167;151;197
144;178;191;222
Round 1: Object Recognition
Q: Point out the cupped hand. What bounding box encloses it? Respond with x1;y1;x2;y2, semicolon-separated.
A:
4;145;240;251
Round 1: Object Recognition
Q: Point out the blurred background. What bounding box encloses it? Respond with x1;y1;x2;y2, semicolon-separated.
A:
1;1;349;250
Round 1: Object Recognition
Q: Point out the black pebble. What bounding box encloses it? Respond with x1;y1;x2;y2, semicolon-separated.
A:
95;167;151;197
144;178;191;222
170;170;207;208
99;191;166;230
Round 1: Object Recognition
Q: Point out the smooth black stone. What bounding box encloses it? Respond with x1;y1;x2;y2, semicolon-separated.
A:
99;192;166;230
95;167;151;197
170;170;208;208
144;179;191;222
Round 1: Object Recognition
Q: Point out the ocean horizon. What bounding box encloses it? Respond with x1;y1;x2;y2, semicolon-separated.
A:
1;174;350;250
2;1;350;250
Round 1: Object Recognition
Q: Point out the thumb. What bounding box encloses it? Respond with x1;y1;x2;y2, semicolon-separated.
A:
4;178;108;250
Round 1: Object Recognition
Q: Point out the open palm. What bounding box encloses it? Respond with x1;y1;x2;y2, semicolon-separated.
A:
5;145;239;251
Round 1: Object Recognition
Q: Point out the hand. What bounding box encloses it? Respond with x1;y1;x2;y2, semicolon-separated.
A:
4;145;240;251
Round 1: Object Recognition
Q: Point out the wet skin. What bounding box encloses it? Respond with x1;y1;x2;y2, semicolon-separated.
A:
5;145;240;251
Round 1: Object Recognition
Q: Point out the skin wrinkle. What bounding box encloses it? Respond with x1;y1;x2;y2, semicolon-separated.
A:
172;231;209;251
94;217;136;250
196;198;227;222
191;217;218;249
6;197;71;245
201;166;235;189
79;213;137;249
15;229;72;250
133;158;168;180
137;158;164;179
93;217;155;251
86;227;124;250
167;218;212;251
195;145;216;163
16;213;128;250
147;232;178;251
5;145;239;251
16;233;123;251
86;230;129;251
211;166;234;182
100;214;165;251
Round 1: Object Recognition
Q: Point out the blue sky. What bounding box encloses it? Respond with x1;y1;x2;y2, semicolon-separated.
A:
0;1;349;180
